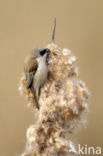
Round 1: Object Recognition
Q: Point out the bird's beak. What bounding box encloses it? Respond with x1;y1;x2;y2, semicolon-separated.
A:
45;49;50;58
46;49;50;54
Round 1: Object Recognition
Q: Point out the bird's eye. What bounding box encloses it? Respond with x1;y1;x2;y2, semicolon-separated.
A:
40;49;50;56
40;49;46;56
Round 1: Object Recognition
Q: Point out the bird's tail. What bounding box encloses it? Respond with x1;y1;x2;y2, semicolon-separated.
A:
34;88;40;110
29;85;40;110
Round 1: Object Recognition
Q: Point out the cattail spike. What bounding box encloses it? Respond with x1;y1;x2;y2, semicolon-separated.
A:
52;17;56;43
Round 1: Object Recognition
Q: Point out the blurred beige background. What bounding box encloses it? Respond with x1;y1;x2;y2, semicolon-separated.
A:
0;0;103;155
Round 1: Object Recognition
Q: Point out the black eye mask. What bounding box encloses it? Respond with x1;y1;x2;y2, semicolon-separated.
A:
40;49;50;56
40;49;46;56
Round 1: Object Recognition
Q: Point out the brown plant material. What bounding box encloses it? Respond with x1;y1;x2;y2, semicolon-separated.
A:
19;43;90;156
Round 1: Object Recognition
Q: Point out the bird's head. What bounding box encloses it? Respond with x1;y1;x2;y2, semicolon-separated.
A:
30;47;50;57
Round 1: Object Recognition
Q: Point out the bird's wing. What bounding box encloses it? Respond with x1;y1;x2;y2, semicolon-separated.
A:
26;72;34;89
24;56;38;89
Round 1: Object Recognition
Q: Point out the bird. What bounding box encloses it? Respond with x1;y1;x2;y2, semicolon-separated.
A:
24;18;56;110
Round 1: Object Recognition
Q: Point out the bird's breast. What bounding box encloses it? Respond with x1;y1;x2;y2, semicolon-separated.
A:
33;61;48;88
